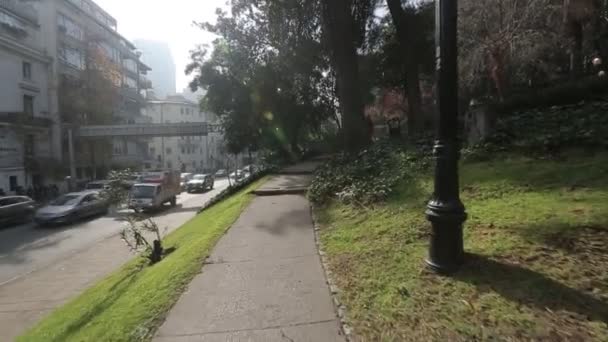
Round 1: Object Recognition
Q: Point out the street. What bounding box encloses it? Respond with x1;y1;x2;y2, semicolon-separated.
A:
0;178;229;285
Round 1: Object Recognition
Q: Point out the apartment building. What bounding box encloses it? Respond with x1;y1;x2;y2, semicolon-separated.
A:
35;0;152;177
0;0;57;193
0;0;154;193
145;95;224;173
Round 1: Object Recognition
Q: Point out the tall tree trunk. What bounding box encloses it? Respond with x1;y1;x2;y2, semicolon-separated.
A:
386;0;423;136
322;0;369;152
570;21;584;77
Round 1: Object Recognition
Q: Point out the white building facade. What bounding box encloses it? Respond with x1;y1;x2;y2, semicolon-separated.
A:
0;0;57;193
0;0;153;193
145;95;224;173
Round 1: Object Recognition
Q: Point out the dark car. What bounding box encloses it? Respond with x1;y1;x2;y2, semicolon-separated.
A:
186;174;214;193
0;196;36;227
34;191;108;226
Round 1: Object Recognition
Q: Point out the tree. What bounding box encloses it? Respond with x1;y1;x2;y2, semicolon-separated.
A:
386;0;423;135
187;1;336;158
59;40;121;177
458;0;564;101
321;0;375;151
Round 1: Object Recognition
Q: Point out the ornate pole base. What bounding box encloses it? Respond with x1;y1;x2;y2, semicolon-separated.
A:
426;198;466;273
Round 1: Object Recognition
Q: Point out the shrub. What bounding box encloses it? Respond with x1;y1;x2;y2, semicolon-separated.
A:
120;217;166;264
309;140;430;205
475;100;608;154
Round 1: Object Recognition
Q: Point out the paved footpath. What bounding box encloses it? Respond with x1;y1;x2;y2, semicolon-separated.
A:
155;165;345;341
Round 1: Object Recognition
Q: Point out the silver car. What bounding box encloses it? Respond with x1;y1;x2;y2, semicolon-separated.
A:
34;191;108;226
0;196;36;227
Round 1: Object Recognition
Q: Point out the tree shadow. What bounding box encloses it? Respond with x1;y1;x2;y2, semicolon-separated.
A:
455;253;608;324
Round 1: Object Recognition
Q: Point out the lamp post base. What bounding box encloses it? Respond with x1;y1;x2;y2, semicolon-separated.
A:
425;199;466;274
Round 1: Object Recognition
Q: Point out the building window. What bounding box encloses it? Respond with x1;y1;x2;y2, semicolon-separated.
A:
123;76;137;89
25;134;34;156
23;95;34;116
9;176;18;191
181;147;185;154
180;108;184;114
150;147;156;155
166;147;172;155
167;161;172;169
57;13;83;41
123;59;137;73
22;62;31;80
58;45;85;69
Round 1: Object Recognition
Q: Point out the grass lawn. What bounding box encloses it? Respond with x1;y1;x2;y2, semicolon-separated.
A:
316;152;608;341
20;177;267;342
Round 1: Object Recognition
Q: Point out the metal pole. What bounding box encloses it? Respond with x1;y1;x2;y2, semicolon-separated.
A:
425;0;467;273
160;103;165;169
68;128;76;180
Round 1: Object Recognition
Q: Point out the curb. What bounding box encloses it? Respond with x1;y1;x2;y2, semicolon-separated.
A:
251;187;308;196
310;205;355;342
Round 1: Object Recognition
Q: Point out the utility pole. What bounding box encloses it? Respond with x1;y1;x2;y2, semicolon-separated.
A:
160;103;165;169
68;127;76;181
425;0;467;273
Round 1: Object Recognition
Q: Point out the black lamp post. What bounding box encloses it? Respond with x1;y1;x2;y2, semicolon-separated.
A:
425;0;467;273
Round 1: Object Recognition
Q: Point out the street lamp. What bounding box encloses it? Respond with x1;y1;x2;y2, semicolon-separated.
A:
425;0;467;273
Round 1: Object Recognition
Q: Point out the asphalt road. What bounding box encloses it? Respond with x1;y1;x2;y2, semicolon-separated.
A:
0;178;229;285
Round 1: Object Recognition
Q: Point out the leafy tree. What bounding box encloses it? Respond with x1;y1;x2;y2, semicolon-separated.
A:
187;1;336;158
59;41;121;175
385;0;424;134
321;0;378;151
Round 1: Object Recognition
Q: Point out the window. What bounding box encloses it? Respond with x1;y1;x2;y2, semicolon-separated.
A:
181;147;185;154
59;45;85;69
123;76;137;89
23;95;34;116
57;13;83;41
166;147;172;155
166;161;172;169
149;147;156;155
123;59;137;73
22;62;31;80
25;134;34;156
99;42;120;63
9;176;18;191
180;108;184;114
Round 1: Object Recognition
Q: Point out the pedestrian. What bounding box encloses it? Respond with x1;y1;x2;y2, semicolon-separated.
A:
0;188;5;197
51;184;59;198
27;186;34;200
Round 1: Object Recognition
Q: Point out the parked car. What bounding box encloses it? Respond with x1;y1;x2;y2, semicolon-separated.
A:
180;173;193;192
0;196;36;227
242;164;258;173
85;180;111;191
34;191;108;226
229;170;245;181
215;169;228;177
186;174;214;193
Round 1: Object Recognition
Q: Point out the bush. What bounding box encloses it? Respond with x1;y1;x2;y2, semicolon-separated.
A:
475;100;608;154
309;140;430;205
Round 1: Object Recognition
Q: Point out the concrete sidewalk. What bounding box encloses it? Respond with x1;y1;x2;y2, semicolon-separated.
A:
154;171;344;341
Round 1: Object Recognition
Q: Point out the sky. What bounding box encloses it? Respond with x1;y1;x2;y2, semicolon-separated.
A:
94;0;228;92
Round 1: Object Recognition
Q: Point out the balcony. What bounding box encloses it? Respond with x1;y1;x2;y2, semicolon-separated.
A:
74;122;208;138
0;0;38;24
139;76;152;89
120;86;144;103
0;112;53;128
